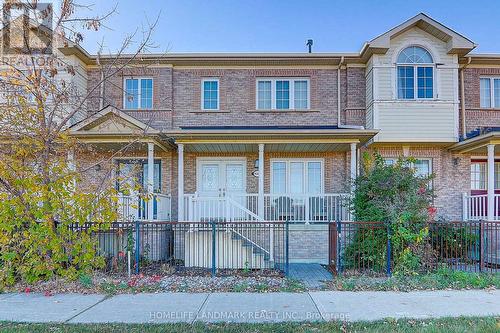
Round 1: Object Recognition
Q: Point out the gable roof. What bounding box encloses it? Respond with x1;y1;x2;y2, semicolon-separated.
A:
69;105;159;136
361;13;476;60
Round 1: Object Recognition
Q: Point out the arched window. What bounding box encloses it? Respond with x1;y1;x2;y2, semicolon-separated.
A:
397;46;434;99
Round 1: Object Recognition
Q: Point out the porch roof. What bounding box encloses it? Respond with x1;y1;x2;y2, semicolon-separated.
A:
169;126;378;153
69;105;174;151
449;131;500;154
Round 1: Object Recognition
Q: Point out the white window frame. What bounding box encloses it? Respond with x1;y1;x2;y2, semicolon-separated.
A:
383;157;433;176
270;158;324;194
201;78;220;111
256;78;310;110
480;77;500;109
123;77;154;110
396;65;435;100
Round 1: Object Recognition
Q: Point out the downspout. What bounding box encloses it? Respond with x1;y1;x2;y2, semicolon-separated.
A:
460;56;472;139
337;56;344;127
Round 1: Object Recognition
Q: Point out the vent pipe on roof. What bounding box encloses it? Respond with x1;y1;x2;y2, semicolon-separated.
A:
306;39;313;53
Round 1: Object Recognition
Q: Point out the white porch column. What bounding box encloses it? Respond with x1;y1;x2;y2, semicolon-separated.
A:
350;143;357;189
147;142;155;220
67;149;76;191
178;144;185;221
487;144;495;221
258;144;265;220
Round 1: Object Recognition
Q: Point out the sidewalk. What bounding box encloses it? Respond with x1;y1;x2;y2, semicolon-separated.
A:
0;290;499;323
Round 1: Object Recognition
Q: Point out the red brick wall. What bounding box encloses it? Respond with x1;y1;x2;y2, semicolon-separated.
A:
172;68;340;128
462;67;500;134
86;65;368;129
86;67;173;130
365;146;470;220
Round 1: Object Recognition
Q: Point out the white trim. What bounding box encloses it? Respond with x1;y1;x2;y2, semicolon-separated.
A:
123;77;154;110
479;76;500;109
255;78;310;110
69;105;159;134
393;45;439;101
201;78;220;110
269;158;324;194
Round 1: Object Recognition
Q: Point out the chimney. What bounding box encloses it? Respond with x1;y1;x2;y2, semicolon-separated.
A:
306;39;313;53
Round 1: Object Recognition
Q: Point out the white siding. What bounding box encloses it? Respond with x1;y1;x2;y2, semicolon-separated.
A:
369;27;459;143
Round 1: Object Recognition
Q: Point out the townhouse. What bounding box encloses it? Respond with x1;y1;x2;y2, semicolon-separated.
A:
47;13;500;263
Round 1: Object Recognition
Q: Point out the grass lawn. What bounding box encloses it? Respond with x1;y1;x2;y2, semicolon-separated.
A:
328;268;500;291
0;317;499;332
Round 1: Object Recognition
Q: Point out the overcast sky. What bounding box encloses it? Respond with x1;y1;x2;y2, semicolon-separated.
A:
78;0;499;55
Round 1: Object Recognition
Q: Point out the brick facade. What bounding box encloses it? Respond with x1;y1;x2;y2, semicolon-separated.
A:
462;67;500;134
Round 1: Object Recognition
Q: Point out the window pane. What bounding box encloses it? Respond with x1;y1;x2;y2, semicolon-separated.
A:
294;80;308;109
397;66;414;99
397;46;433;64
384;158;396;166
494;79;500;108
414;159;431;177
307;162;322;193
471;163;487;190
289;162;304;194
495;162;500;190
124;79;139;109
480;78;491;108
417;67;433;99
272;162;287;193
276;80;290;109
203;80;218;110
140;79;153;109
257;81;272;109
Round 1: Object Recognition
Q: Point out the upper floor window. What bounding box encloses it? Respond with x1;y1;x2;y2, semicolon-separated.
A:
256;78;309;110
480;77;500;108
397;46;434;99
124;78;153;109
202;79;219;110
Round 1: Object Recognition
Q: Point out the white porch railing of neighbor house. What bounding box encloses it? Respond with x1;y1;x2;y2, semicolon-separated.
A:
118;193;171;221
183;193;351;223
462;193;500;221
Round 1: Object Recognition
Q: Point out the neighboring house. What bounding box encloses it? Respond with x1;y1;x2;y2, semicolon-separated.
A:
62;13;500;263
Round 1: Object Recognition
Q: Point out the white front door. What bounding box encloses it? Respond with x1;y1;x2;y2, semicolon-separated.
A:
197;159;246;220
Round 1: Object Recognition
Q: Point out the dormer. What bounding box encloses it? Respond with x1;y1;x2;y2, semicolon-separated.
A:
363;13;476;143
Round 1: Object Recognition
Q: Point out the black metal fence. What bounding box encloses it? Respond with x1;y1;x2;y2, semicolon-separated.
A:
70;221;289;276
329;220;500;276
428;221;500;273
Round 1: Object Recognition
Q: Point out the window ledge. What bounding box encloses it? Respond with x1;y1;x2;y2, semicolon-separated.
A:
189;110;231;113
477;108;500;111
247;109;319;113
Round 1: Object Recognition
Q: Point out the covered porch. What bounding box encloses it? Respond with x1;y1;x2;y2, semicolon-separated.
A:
69;106;174;221
451;131;500;221
173;126;377;223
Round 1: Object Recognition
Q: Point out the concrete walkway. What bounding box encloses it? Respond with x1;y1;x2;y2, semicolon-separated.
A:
288;263;333;288
0;290;499;323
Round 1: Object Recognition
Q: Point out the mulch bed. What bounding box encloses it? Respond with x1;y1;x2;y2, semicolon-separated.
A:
8;267;304;295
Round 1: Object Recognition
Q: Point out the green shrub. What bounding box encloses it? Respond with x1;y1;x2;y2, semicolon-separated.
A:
346;152;435;275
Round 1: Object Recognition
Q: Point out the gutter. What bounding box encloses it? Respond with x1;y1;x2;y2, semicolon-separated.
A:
460;56;472;139
337;56;345;127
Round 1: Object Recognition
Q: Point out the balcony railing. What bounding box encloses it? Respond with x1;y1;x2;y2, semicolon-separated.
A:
118;193;171;221
183;193;351;223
